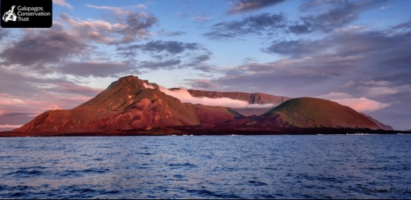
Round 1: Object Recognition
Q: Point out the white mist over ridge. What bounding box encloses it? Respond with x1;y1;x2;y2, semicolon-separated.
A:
143;82;155;89
143;83;276;109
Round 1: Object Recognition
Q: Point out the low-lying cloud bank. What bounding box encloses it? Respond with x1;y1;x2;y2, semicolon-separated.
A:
150;84;390;112
149;84;276;109
160;86;390;112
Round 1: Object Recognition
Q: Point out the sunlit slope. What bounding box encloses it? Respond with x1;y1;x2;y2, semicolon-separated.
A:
15;76;241;133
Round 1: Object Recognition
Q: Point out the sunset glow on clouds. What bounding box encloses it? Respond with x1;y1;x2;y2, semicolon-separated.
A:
319;93;390;112
1;0;411;130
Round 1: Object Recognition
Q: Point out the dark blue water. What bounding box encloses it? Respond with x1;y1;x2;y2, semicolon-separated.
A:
1;135;411;199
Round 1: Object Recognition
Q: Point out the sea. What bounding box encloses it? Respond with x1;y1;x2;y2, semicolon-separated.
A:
0;135;410;199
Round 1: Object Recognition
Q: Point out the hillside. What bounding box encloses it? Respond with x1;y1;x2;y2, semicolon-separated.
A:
362;114;393;130
11;76;393;135
15;76;241;133
259;97;381;129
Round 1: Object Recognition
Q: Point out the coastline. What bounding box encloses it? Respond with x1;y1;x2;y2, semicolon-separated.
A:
1;127;409;137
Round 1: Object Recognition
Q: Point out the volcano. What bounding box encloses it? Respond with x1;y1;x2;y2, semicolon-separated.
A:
4;75;396;136
14;76;241;133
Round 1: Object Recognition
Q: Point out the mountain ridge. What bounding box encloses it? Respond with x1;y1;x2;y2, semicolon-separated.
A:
15;76;242;133
10;75;394;135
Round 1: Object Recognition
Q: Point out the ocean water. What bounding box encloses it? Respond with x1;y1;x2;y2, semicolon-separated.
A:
0;135;410;199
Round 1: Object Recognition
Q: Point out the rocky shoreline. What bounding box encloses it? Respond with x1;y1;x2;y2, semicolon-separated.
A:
1;127;409;137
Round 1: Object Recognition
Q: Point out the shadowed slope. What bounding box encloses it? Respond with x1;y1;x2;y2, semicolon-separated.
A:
193;104;243;125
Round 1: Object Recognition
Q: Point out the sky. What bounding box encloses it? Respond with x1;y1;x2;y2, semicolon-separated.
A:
0;0;411;130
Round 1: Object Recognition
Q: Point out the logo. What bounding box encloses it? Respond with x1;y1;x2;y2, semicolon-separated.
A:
2;5;17;22
1;0;52;28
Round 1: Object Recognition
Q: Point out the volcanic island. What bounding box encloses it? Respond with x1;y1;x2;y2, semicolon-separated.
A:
1;75;407;137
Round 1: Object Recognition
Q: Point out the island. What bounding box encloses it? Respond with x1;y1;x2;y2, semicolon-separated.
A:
1;75;408;137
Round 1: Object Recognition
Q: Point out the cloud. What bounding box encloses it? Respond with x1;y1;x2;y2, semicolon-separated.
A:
0;12;159;77
116;12;158;43
139;59;181;70
86;4;131;16
228;0;285;14
157;29;185;37
333;97;391;112
86;4;146;15
0;13;157;78
0;91;91;120
0;124;22;129
361;85;411;97
197;20;411;98
261;28;411;90
380;5;390;10
319;93;390;112
205;29;409;97
264;29;404;58
60;12;157;44
249;55;361;76
363;80;391;86
60;61;137;77
117;40;212;72
0;28;8;41
342;80;356;88
0;28;87;67
205;13;286;39
118;40;202;55
159;87;274;109
46;82;102;97
193;14;212;22
59;13;124;44
53;0;73;9
175;12;212;22
142;81;276;108
192;54;211;63
320;92;352;99
136;4;147;9
393;18;411;32
183;53;214;72
294;0;387;34
187;55;350;97
264;40;328;58
207;0;386;39
0;113;36;127
0;67;103;129
185;79;220;90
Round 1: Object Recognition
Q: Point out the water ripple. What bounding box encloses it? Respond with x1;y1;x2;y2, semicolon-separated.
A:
0;135;410;198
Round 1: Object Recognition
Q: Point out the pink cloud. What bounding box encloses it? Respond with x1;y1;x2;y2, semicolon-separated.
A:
53;0;72;9
0;124;22;129
319;92;390;112
333;97;390;112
